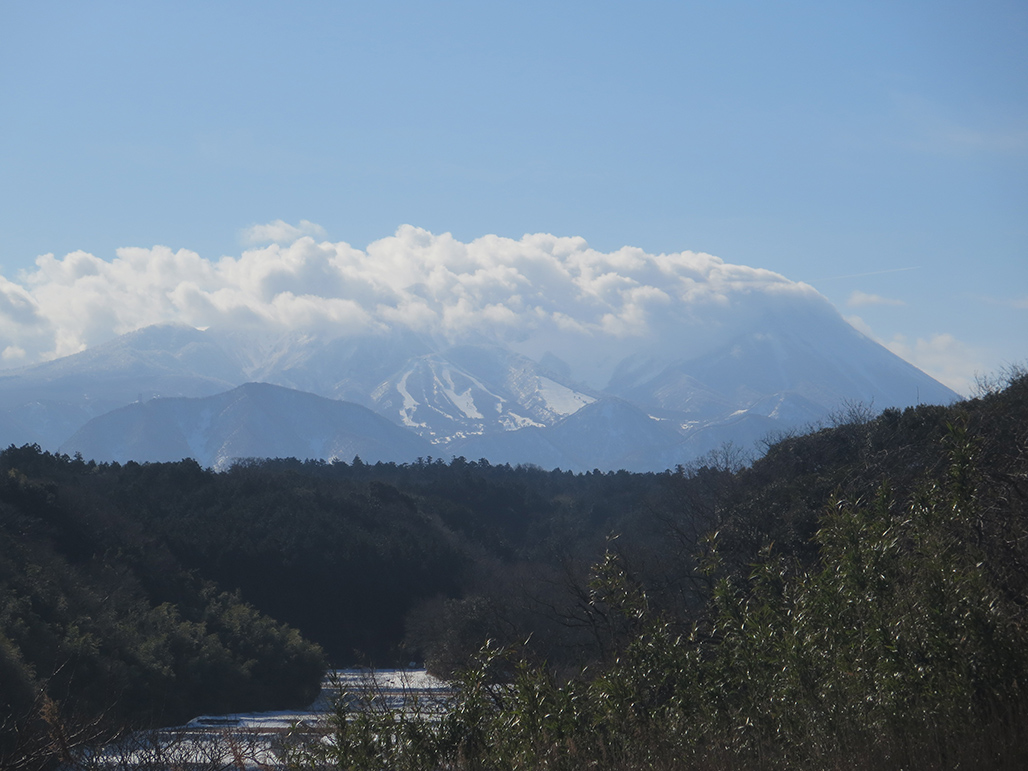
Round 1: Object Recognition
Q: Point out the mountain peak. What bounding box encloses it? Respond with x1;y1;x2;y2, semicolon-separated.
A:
3;307;959;471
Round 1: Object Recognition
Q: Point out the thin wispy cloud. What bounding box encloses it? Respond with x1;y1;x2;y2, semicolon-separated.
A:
893;92;1028;159
813;267;919;282
979;294;1028;310
241;219;327;245
938;125;1028;155
847;290;905;308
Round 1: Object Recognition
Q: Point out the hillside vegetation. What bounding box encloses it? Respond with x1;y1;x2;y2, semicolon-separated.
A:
290;368;1028;770
1;368;1025;769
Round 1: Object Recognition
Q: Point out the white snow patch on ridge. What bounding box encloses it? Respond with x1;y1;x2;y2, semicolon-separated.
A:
500;413;545;431
537;377;595;416
439;366;485;420
395;368;427;428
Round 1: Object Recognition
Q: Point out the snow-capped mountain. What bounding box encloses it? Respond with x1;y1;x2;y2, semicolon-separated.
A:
369;345;597;446
1;300;961;471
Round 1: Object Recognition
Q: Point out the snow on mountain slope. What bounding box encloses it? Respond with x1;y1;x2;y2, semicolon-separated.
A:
60;382;432;469
536;376;595;417
369;345;597;446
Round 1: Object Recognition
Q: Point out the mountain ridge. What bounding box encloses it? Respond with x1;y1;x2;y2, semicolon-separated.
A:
4;304;960;471
60;381;432;469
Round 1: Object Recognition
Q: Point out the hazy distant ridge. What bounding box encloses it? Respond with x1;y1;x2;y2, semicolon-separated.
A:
62;382;431;469
3;297;960;471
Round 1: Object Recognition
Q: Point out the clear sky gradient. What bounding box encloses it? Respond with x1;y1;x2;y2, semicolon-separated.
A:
1;1;1025;394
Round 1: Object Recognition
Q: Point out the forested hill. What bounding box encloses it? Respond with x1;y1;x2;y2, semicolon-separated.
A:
0;453;329;765
1;368;1025;768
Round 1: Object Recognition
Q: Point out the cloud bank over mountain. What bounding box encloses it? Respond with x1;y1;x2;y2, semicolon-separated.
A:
1;223;835;388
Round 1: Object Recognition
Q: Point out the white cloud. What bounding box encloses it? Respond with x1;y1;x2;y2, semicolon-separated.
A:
0;225;835;386
847;290;905;308
240;219;327;245
885;333;985;397
843;314;876;337
847;313;985;396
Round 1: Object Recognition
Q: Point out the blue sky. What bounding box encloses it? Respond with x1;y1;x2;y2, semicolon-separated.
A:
1;0;1025;394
